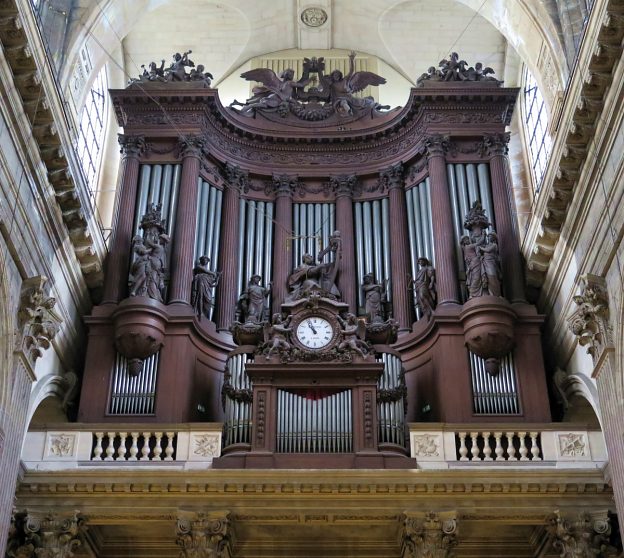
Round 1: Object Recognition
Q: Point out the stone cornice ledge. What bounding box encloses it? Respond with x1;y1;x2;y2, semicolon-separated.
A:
522;0;624;288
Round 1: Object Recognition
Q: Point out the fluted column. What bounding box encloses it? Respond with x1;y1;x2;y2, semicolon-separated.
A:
332;175;357;313
271;175;294;314
216;164;246;330
101;135;146;304
382;163;411;330
168;136;204;305
481;133;525;302
425;135;461;305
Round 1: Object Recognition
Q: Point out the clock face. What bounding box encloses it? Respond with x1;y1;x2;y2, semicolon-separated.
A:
295;316;334;350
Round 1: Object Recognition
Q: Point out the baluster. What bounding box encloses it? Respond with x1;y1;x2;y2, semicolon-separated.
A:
117;433;128;461
153;432;163;461
506;432;517;460
104;432;116;461
470;432;480;461
494;432;504;461
93;432;104;460
530;432;542;461
482;432;493;461
518;432;529;460
128;433;139;460
140;432;151;460
164;432;175;461
458;433;469;461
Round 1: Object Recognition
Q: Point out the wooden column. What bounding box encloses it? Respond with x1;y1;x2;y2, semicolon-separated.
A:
425;135;461;305
101;135;146;304
271;175;294;314
384;163;411;330
168;136;204;304
332;175;357;314
482;133;526;303
216;165;245;330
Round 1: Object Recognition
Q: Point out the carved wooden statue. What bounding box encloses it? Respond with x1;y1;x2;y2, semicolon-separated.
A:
128;204;169;302
417;52;501;85
337;313;369;358
411;257;437;318
265;314;293;357
237;275;271;323
361;273;386;323
191;256;221;319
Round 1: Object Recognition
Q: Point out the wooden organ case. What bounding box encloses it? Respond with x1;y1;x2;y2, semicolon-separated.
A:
77;54;551;469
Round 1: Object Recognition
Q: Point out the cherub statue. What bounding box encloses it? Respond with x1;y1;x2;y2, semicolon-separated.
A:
319;51;387;116
265;313;293;357
230;68;309;116
166;50;194;81
337;313;369;358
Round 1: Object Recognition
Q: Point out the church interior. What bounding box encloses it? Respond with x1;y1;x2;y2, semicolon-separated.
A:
1;0;624;556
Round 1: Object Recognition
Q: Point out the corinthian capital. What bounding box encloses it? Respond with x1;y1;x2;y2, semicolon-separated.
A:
176;512;232;558
117;134;146;157
424;135;451;158
179;135;207;159
479;133;510;157
379;163;404;191
271;174;299;197
8;511;86;558
330;174;357;197
224;162;249;194
546;510;618;557
401;512;457;558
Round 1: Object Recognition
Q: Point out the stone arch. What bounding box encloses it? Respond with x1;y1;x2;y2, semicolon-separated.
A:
26;372;76;427
554;368;602;429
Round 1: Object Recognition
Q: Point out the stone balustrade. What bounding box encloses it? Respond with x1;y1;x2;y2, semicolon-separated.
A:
409;424;607;469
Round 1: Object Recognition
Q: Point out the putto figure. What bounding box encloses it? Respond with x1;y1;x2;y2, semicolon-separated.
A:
337;313;369;358
128;204;169;302
237;275;272;324
265;314;293;357
130;51;213;87
191;256;221;319
410;257;437;319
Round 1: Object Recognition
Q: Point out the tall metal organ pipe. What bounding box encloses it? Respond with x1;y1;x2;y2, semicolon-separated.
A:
292;203;335;268
236;199;275;315
354;200;392;311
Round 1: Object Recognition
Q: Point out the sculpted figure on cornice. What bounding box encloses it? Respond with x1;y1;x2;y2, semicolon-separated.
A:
567;274;613;364
417;52;502;86
129;50;213;87
410;257;437;319
17;276;63;364
191;256;220;319
230;52;390;122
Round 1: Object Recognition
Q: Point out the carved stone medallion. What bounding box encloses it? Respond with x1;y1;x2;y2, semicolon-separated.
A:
301;7;328;27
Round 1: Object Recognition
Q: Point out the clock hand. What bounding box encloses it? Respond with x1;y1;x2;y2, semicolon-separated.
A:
307;319;317;334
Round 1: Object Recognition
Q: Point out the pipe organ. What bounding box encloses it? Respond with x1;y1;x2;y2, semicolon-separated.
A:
78;55;552;468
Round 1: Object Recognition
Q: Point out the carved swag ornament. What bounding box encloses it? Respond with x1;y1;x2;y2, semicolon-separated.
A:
17;276;63;364
7;511;86;558
567;274;613;364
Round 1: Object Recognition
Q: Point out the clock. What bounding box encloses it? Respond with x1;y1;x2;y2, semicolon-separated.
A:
295;316;335;350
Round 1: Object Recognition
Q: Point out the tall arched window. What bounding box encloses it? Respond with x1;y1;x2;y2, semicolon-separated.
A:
523;67;552;192
77;64;108;206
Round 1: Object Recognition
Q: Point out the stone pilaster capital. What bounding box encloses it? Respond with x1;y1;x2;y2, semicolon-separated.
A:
8;510;87;558
379;163;404;191
479;132;510;157
176;512;232;558
271;174;299;197
567;274;613;367
224;162;249;194
401;512;458;558
118;134;147;158
178;135;207;159
546;510;618;557
330;174;357;197
424;135;451;159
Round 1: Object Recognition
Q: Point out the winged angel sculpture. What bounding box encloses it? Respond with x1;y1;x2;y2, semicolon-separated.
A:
230;52;389;121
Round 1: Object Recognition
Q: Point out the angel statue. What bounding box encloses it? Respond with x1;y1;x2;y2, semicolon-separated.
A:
230;68;309;116
319;51;388;116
